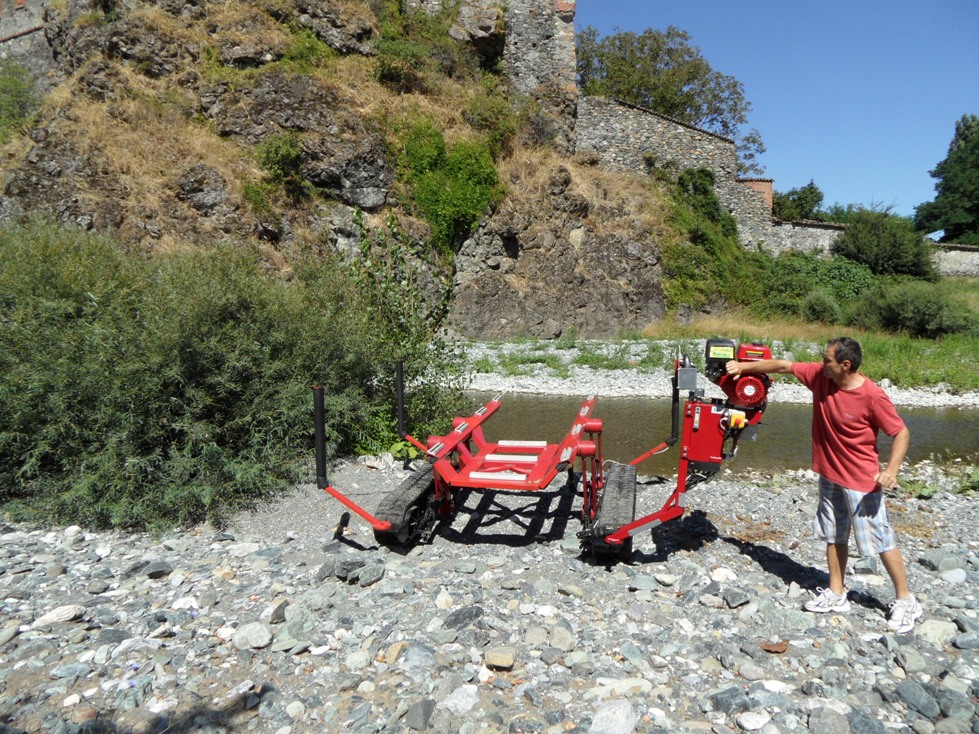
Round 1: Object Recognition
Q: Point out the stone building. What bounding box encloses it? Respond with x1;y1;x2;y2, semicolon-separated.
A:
574;97;845;255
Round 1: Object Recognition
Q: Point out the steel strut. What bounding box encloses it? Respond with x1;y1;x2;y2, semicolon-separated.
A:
313;386;393;532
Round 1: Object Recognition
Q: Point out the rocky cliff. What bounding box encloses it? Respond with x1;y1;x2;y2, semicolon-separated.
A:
0;0;674;339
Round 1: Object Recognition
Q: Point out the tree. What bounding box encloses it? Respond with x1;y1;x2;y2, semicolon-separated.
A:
576;25;765;175
772;180;825;221
832;206;936;279
913;114;979;244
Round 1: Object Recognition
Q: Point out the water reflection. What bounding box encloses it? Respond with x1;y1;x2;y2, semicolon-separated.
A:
466;392;979;475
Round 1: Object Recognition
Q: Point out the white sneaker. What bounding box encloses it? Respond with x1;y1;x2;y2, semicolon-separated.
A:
804;587;851;613
887;595;923;634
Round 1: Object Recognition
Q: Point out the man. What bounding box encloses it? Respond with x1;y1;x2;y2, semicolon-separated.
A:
726;336;922;633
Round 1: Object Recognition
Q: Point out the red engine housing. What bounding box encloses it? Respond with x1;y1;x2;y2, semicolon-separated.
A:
732;373;767;407
705;340;772;412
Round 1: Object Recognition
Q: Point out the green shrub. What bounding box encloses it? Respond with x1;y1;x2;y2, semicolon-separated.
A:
0;221;463;530
281;27;333;73
464;80;517;158
374;2;477;93
801;289;843;324
957;467;979;495
832;207;937;279
554;328;578;350
375;38;435;93
497;352;568;378
661;169;767;312
847;280;973;338
255;131;311;202
758;252;874;319
401;121;502;253
0;61;38;144
572;344;634;370
819;257;876;303
760;251;822;316
401;120;445;176
676;169;738;238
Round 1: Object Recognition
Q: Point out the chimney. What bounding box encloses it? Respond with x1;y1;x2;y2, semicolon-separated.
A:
740;179;773;217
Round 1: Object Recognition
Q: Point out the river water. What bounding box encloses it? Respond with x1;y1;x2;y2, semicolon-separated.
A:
465;392;979;476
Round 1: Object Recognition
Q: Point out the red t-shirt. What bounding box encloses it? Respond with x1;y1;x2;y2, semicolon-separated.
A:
791;362;906;492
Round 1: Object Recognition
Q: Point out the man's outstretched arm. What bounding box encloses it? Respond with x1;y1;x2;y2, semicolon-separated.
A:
725;358;794;378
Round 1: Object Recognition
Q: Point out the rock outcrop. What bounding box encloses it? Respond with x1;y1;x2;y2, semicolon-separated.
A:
1;0;675;340
446;164;666;339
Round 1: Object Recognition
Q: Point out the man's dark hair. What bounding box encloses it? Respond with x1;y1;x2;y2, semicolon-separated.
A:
828;336;862;371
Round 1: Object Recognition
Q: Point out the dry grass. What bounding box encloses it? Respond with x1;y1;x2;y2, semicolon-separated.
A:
639;312;873;346
495;145;560;205
359;76;483;143
495;145;673;243
209;4;291;52
16;0;681;262
36;59;263;250
320;55;383;108
126;4;209;45
64;64;259;193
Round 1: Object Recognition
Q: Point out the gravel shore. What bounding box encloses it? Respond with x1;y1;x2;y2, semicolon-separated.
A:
462;341;979;409
1;344;977;734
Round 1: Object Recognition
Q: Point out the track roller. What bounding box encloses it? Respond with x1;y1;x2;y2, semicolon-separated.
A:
590;463;637;561
373;466;437;547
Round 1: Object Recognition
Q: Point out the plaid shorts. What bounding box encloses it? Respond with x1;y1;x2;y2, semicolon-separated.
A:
814;476;897;556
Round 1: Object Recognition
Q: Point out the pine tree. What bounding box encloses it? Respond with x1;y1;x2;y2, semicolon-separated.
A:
913;114;979;244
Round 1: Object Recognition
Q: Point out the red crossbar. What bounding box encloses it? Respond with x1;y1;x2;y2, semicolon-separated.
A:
320;484;392;532
430;395;598;492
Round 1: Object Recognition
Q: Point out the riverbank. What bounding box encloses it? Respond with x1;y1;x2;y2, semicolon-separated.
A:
0;342;977;734
2;456;977;734
463;341;979;408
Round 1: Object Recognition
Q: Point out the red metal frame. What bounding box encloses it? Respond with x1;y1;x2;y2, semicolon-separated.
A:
314;391;606;532
601;398;752;545
320;484;393;532
314;340;772;554
599;342;772;547
415;394;605;520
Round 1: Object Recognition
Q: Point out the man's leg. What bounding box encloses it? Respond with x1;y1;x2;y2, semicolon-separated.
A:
826;542;848;595
850;490;911;599
879;547;910;599
815;478;850;594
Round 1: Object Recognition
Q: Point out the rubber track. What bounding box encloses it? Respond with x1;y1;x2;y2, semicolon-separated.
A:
373;465;435;542
592;463;637;558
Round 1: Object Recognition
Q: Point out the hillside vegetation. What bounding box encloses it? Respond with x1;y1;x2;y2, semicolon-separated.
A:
0;0;976;529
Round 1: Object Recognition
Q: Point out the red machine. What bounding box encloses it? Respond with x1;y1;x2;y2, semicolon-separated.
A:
313;338;771;560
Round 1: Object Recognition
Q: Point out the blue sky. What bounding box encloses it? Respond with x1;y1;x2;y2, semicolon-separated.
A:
574;0;979;219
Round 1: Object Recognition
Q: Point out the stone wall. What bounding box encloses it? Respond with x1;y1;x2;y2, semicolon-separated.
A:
0;0;57;94
933;243;979;277
504;0;577;96
574;97;855;256
575;96;739;178
406;0;576;96
763;220;845;255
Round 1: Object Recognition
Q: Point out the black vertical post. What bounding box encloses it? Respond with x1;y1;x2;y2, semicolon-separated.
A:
396;359;406;439
313;386;329;488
